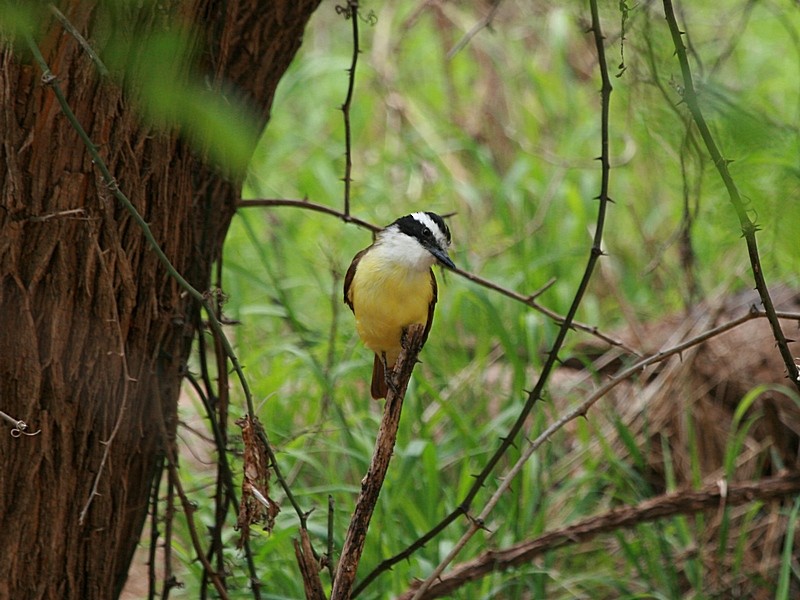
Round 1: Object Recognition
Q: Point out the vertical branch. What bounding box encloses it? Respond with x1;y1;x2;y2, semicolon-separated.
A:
678;131;701;304
186;372;263;598
330;325;426;599
209;275;231;596
327;494;337;582
662;0;800;390
339;0;360;217
147;457;164;600
167;460;229;599
162;471;177;599
354;1;615;594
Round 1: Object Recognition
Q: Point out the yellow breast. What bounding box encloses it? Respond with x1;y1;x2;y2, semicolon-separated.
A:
349;250;434;365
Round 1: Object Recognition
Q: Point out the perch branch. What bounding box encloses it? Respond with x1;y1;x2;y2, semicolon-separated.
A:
662;0;800;390
399;472;800;599
329;324;427;599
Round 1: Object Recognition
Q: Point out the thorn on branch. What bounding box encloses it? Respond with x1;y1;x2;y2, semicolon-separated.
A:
467;514;489;531
498;436;518;450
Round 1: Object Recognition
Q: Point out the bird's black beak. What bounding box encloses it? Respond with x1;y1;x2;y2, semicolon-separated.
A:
431;246;455;270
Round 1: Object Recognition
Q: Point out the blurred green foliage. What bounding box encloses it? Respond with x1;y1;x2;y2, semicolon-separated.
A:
203;1;800;597
1;0;260;173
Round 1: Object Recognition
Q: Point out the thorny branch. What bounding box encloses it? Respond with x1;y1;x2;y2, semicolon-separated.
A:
662;0;800;391
166;456;229;598
338;0;360;217
146;457;164;600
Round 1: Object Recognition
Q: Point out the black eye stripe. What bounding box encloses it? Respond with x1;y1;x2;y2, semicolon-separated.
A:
424;212;451;244
390;213;451;246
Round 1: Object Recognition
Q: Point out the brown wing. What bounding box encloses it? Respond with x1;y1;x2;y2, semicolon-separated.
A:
420;268;438;348
343;247;369;312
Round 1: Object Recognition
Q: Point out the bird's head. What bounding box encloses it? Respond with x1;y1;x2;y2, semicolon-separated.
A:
378;212;455;271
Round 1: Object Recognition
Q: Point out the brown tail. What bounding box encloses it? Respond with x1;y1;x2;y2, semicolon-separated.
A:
371;354;388;399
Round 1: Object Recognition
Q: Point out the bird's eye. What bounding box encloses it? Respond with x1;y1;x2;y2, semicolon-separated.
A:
422;227;431;237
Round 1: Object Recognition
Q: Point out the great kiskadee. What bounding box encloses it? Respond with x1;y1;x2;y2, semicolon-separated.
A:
344;212;455;399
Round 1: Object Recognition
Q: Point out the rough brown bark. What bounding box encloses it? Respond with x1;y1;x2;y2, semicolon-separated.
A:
0;1;320;597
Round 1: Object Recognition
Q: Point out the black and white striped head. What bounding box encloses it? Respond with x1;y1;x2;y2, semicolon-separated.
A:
378;212;455;270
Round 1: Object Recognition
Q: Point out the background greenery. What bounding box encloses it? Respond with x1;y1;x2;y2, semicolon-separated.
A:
170;1;799;597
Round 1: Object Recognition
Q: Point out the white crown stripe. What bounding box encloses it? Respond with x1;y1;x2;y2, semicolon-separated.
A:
410;212;450;249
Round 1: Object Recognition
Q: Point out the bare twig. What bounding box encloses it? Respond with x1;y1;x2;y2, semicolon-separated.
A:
399;472;800;599
184;369;263;597
152;371;228;598
339;0;360;217
327;494;337;582
662;0;800;390
239;198;378;230
167;459;229;599
447;0;503;59
162;467;178;598
330;324;426;599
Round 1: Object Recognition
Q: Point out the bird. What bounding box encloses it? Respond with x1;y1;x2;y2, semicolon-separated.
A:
344;212;455;399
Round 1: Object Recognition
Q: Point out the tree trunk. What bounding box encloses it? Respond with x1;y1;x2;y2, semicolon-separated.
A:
0;1;320;597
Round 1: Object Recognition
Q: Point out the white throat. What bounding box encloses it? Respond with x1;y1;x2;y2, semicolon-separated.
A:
374;228;436;272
